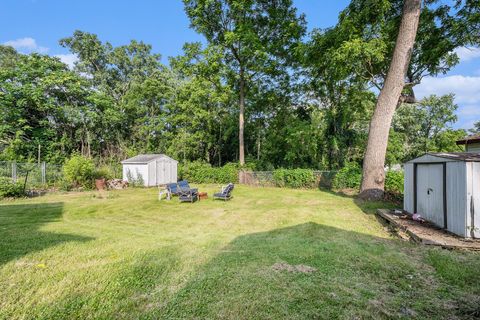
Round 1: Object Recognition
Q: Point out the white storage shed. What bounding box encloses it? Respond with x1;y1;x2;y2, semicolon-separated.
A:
404;152;480;238
121;154;178;187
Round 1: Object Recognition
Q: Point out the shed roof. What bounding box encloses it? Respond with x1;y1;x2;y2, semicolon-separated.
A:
409;152;480;163
456;134;480;145
121;154;177;164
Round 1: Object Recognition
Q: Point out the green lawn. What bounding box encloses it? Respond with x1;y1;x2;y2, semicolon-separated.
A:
1;185;479;319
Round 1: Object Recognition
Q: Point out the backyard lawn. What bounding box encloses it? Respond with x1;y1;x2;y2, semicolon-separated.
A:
1;185;479;319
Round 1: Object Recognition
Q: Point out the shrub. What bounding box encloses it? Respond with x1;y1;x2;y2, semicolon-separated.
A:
0;177;24;198
63;155;95;189
273;168;316;188
332;162;362;190
57;179;73;192
385;170;404;194
94;165;115;180
179;161;239;184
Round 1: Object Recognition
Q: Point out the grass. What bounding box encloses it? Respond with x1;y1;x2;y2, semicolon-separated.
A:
1;185;479;319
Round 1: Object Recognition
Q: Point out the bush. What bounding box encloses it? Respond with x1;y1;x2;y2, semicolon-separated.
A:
332;162;362;190
385;170;404;194
0;177;24;198
63;155;95;189
179;161;239;184
273;169;316;188
94;165;115;180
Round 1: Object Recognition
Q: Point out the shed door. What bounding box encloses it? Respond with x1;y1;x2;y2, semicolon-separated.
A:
417;164;445;227
156;161;164;184
164;161;171;183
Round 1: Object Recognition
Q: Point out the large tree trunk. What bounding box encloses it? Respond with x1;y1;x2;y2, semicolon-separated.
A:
360;0;421;200
239;71;246;166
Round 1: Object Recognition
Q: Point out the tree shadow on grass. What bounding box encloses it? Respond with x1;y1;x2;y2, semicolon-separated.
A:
156;222;477;320
0;202;93;266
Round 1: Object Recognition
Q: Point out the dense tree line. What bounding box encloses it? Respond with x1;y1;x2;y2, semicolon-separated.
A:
0;0;477;169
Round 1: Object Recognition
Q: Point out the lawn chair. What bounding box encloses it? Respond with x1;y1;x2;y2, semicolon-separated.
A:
166;183;180;198
178;180;198;194
213;183;234;201
158;185;170;200
178;187;199;203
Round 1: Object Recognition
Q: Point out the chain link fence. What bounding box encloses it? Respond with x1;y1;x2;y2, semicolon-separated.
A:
0;161;63;187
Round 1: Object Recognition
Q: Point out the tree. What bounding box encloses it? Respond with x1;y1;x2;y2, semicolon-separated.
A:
303;0;466;170
469;121;480;134
183;0;306;165
0;47;92;162
59;30;169;160
360;0;421;200
387;94;464;164
168;43;236;164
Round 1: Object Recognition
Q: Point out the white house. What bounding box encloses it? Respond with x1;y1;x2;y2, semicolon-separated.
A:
121;154;178;187
403;152;480;238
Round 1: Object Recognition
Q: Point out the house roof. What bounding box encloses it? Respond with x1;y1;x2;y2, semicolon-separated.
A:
456;134;480;145
121;154;177;164
426;152;480;162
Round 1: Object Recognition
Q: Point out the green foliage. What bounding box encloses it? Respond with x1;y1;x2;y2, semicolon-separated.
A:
332;162;362;190
388;94;465;163
272;169;317;188
0;177;24;198
385;170;404;195
1;0;476;172
179;162;239;184
93;165;115;180
63;155;95;188
470;121;480;134
3;187;480;318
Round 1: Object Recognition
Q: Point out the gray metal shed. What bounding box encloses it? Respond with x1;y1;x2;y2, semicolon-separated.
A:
121;154;178;187
404;152;480;238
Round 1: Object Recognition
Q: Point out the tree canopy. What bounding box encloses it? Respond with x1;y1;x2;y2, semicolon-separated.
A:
0;0;478;170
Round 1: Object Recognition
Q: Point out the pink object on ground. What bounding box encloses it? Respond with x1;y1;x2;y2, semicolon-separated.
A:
412;213;425;222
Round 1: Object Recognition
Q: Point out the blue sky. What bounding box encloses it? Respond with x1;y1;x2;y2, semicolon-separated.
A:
1;0;479;130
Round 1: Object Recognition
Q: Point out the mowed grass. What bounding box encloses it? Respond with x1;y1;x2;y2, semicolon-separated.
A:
1;186;479;319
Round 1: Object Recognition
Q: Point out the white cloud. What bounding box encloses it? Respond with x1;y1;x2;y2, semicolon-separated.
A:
54;54;79;69
416;75;480;130
415;75;480;105
3;37;49;53
454;47;480;62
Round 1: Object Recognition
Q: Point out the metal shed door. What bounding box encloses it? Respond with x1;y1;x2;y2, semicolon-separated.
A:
417;164;445;227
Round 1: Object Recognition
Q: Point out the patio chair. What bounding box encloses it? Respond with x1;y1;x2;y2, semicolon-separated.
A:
178;180;198;194
213;183;234;201
158;185;170;200
178;187;199;203
166;183;180;197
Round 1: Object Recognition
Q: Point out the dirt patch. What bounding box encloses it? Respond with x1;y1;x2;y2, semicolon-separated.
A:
271;262;317;273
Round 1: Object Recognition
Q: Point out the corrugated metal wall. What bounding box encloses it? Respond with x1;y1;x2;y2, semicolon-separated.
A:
446;162;467;237
404;155;478;238
417;164;444;227
404;163;414;213
466;162;480;238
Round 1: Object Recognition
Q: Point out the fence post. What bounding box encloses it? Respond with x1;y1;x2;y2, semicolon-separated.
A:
41;162;46;184
12;161;17;182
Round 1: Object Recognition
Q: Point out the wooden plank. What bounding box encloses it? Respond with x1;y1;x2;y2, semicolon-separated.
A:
376;209;480;250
